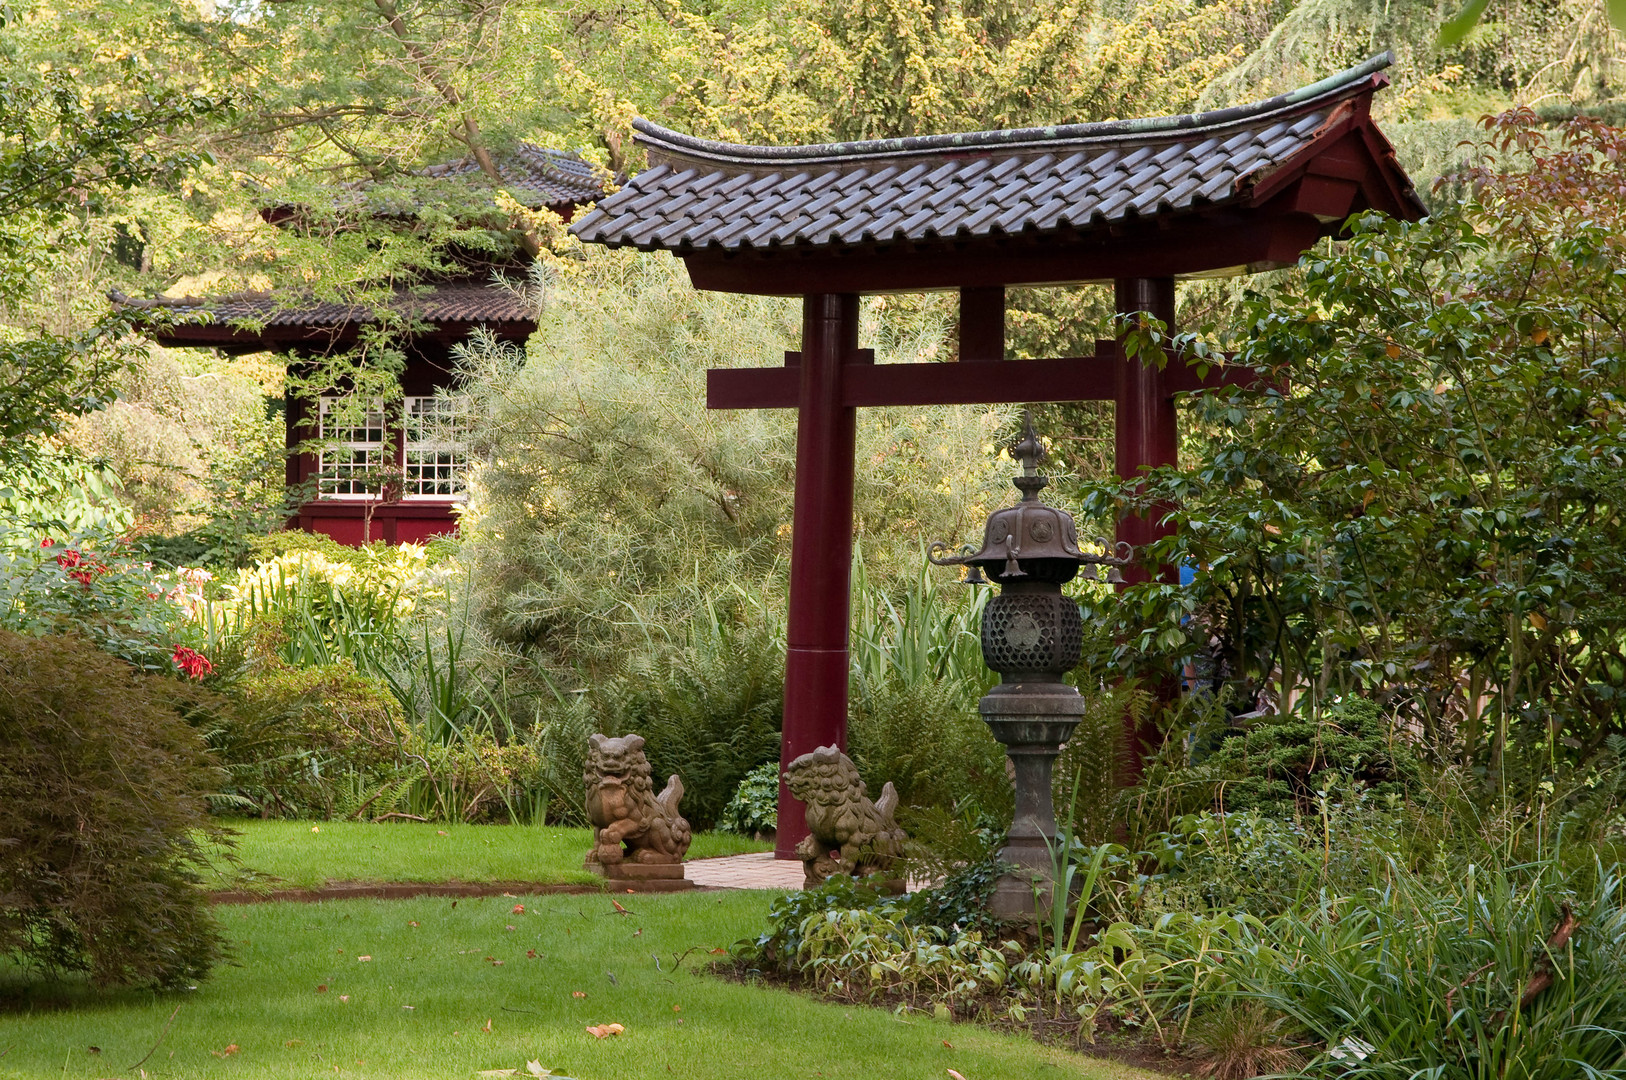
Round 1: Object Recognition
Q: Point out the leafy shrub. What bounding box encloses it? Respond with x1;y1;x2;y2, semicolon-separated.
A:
1137;811;1321;916
0;531;194;670
198;649;405;818
847;672;1009;822
591;618;785;830
1196;696;1422;815
718;762;779;836
0;630;228;988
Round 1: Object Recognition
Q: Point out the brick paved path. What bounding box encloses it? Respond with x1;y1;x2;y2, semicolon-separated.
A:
686;851;806;890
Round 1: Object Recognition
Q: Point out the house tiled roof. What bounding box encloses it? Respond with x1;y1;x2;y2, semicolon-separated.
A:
419;143;610;208
110;277;536;348
573;54;1420;255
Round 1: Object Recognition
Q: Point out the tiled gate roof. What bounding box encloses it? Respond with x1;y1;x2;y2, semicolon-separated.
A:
573;53;1421;257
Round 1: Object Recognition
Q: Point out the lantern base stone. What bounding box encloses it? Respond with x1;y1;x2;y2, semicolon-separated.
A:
981;685;1087;922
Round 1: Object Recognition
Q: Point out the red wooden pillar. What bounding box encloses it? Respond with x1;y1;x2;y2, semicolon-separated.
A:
1114;277;1180;773
777;293;861;859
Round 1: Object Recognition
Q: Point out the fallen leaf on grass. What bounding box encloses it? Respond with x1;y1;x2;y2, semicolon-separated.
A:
311;826;320;833
286;1040;304;1048
437;830;448;835
209;1045;240;1058
87;1047;100;1054
357;955;372;962
571;991;586;998
708;947;727;955
492;960;505;966
512;904;525;914
942;1041;953;1049
481;1019;493;1034
947;1071;967;1080
339;995;350;1003
585;1023;624;1039
316;984;327;993
671;1005;681;1013
526;950;539;959
408;921;419;927
506;925;516;932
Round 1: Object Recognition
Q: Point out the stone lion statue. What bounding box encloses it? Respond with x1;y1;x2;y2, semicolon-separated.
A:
784;745;905;889
583;733;691;869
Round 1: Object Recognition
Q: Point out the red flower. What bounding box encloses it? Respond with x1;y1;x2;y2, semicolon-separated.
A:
39;537;53;548
55;549;82;568
172;646;213;680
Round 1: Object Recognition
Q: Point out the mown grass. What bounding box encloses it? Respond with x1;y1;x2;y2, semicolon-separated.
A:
207;820;772;891
0;892;1154;1080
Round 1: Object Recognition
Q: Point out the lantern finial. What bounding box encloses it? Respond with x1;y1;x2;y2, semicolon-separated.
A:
1011;410;1047;502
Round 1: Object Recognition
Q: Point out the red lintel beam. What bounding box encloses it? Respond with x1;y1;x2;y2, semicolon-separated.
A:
707;355;1119;410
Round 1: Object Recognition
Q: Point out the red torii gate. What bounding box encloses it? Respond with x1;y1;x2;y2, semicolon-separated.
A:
572;53;1424;857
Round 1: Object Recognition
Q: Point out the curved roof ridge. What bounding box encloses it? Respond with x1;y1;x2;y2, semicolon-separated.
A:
632;52;1392;168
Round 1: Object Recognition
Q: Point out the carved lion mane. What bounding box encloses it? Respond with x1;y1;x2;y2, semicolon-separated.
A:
784;745;904;888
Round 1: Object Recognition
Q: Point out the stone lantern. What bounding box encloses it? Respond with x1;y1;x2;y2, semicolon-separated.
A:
930;411;1131;917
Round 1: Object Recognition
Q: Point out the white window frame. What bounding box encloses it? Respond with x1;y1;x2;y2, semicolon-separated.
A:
317;395;388;500
402;394;470;501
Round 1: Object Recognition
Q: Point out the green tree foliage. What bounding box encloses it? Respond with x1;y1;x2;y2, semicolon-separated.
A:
1086;112;1626;780
0;7;223;470
63;348;285;542
0;630;229;988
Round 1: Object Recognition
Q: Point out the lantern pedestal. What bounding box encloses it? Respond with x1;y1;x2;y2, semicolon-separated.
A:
981;685;1086;919
929;411;1132;925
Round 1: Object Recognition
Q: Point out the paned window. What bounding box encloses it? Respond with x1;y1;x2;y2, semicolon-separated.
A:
403;395;470;499
317;396;386;499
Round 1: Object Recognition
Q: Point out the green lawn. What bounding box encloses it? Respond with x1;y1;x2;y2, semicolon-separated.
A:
0;892;1154;1080
209;820;773;891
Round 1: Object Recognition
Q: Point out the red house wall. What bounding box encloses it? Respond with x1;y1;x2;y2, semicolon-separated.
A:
285;344;465;547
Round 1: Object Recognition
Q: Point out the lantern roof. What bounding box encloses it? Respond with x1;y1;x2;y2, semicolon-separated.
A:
572;53;1424;295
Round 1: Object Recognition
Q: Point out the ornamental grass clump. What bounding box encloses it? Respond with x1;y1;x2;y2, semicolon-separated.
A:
0;630;229;988
1237;854;1626;1080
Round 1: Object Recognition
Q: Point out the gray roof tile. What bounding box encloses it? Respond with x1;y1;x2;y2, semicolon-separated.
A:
573;54;1417;253
416;143;608;208
112;278;537;334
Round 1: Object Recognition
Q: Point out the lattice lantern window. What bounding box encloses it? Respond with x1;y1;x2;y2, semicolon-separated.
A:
317;396;386;499
404;395;470;500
